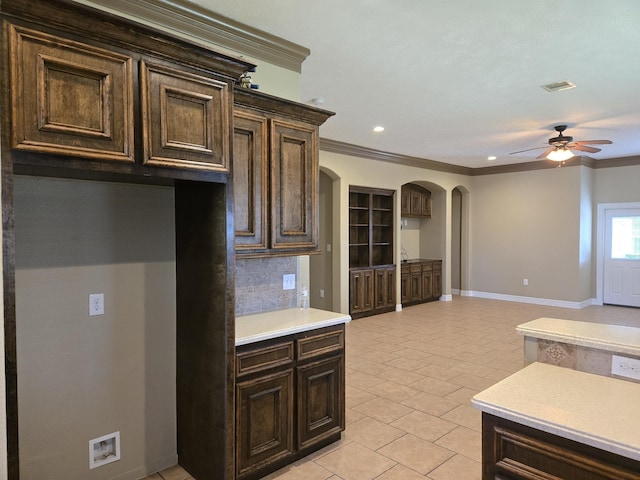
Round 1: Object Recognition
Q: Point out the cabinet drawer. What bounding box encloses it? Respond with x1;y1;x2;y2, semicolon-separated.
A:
297;328;345;362
421;262;432;272
409;264;422;273
401;264;410;274
433;261;442;271
236;341;294;377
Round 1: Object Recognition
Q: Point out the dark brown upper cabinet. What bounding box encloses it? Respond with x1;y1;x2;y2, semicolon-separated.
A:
8;24;135;163
233;89;334;257
140;61;230;172
400;183;432;218
6;5;252;179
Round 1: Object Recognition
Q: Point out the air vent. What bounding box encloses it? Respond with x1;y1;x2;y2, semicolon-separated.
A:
540;80;576;92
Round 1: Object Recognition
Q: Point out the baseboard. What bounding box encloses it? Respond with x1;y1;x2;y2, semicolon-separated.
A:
396;303;403;311
460;290;596;309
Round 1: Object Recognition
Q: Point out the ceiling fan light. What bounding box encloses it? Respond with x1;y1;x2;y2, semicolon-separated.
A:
547;148;574;161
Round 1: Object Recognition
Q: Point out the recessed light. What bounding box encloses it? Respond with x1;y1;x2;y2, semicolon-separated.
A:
373;126;385;133
487;156;497;161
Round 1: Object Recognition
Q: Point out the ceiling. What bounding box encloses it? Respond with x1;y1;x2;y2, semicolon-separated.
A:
192;0;640;169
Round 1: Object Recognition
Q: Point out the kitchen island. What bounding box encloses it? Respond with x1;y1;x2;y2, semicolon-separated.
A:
472;362;640;479
235;308;350;479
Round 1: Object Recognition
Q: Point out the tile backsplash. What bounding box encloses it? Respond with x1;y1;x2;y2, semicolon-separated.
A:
235;256;298;316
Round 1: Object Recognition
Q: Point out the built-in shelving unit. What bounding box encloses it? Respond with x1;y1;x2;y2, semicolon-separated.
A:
348;186;395;318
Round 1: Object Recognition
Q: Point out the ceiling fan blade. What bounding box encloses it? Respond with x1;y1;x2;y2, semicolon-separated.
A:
575;139;612;145
572;144;601;153
536;147;555;159
509;146;547;155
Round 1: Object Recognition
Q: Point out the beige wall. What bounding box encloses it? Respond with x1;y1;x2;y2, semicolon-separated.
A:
594;164;640;204
469;166;587;303
320;150;472;313
14;177;177;479
310;171;334;310
321;152;640;312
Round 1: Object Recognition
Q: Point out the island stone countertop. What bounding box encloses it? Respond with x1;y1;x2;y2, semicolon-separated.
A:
472;362;640;462
517;317;640;357
236;307;351;346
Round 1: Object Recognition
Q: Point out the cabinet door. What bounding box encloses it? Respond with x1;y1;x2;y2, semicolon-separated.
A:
422;269;433;299
400;188;410;216
236;369;294;478
9;24;134;162
234;109;268;250
375;266;396;309
270;118;318;250
421;194;432;217
297;355;344;450
431;262;442;298
400;272;411;304
410;190;422;215
140;61;230;171
350;269;374;314
410;271;423;302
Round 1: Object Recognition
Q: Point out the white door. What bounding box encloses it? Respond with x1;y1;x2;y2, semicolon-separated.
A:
603;208;640;306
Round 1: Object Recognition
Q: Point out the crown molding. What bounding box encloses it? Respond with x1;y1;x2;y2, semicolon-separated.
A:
74;0;309;72
593;155;640;169
319;138;473;176
320;138;640;176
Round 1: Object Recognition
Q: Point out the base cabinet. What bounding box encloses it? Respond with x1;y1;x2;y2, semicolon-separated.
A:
349;266;396;319
482;413;640;480
401;260;442;306
236;370;294;477
236;325;345;480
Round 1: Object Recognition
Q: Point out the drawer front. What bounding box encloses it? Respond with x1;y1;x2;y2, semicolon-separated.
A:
421;262;432;272
484;414;640;480
401;264;410;275
297;327;345;362
432;260;442;271
236;341;294;377
409;264;422;273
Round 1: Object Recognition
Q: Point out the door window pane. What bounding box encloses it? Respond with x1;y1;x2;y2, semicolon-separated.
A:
611;216;640;259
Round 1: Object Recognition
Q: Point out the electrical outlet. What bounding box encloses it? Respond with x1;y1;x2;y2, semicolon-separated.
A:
611;355;640;381
89;293;104;316
282;274;295;290
523;278;529;286
320;289;325;298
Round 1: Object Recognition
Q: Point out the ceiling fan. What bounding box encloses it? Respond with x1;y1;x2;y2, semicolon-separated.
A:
510;125;612;161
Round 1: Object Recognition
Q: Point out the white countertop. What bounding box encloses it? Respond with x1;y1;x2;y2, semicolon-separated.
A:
517;317;640;356
236;307;351;346
472;362;640;461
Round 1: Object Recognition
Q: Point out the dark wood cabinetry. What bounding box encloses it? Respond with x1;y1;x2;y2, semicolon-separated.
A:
233;89;334;257
482;413;640;480
400;260;442;306
349;268;374;315
235;325;345;480
8;24;135;163
1;1;255;479
400;183;431;217
140;61;230;171
348;186;396;318
8;16;242;178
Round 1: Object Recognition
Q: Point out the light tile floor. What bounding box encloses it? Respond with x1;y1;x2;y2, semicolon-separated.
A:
146;297;640;480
